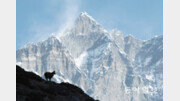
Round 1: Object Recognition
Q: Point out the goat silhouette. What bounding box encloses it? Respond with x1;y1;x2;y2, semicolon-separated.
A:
44;71;55;81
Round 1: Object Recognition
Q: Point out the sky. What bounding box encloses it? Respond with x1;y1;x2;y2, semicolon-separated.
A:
17;0;163;49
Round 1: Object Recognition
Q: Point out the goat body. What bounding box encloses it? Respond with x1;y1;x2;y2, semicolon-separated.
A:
44;71;55;81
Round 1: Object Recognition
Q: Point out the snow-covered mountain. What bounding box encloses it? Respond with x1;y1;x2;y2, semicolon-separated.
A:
16;12;163;101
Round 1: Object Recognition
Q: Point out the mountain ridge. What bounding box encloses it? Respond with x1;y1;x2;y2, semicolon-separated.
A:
16;65;98;101
16;12;163;101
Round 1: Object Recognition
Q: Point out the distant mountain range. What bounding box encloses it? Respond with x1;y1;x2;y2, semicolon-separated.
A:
16;12;163;101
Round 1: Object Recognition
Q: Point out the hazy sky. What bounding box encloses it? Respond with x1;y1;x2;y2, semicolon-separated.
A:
17;0;163;49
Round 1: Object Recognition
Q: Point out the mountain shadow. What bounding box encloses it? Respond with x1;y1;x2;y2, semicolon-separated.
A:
16;65;98;101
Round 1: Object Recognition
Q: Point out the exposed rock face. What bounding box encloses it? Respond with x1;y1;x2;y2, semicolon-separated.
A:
60;12;107;58
16;65;97;101
16;12;163;101
133;36;163;101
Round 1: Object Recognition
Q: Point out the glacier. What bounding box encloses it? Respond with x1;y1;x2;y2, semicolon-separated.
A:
16;12;163;101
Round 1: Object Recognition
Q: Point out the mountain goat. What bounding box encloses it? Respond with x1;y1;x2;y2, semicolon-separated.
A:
44;71;56;81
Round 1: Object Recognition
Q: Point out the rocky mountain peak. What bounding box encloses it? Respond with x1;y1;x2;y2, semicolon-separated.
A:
68;12;104;35
16;12;163;101
78;12;96;22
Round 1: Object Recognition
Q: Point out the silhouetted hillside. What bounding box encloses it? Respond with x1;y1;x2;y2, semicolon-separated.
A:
16;65;98;101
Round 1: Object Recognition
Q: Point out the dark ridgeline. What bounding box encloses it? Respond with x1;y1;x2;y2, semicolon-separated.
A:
16;65;99;101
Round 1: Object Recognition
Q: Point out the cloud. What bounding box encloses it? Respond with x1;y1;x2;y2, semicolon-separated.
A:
27;0;82;43
56;0;81;36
